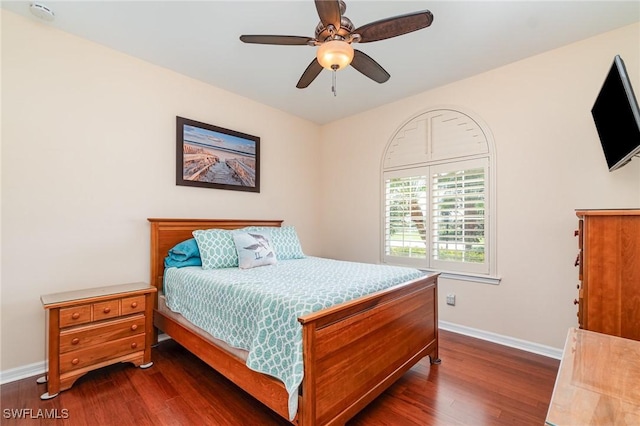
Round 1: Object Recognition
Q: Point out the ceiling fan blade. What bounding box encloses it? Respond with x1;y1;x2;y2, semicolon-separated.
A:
351;50;390;84
315;0;341;30
296;58;324;89
239;35;313;46
354;10;433;43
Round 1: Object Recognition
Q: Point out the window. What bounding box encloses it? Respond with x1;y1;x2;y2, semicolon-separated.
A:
385;172;428;260
382;109;497;281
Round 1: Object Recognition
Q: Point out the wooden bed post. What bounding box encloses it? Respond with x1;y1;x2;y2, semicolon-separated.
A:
299;322;317;425
149;220;160;345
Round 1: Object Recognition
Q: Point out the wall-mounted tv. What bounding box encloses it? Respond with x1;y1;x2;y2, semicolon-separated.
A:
591;55;640;172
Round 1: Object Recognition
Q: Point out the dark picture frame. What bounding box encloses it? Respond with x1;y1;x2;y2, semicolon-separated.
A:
176;116;260;192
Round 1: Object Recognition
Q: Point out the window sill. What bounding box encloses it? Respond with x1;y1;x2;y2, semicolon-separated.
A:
418;269;501;285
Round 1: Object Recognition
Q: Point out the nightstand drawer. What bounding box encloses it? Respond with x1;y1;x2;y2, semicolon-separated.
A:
121;295;145;315
59;305;92;328
59;334;145;374
59;315;145;354
93;300;120;321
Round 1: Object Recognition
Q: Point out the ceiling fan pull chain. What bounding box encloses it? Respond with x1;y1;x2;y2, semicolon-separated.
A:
331;65;338;96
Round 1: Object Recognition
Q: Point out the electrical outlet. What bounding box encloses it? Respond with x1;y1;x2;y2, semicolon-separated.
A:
446;294;456;306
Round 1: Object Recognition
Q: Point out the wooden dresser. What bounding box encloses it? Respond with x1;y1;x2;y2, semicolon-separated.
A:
39;282;156;399
575;209;640;340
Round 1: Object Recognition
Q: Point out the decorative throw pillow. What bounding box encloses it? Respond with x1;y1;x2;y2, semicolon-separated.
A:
241;225;305;260
232;231;277;269
192;229;238;269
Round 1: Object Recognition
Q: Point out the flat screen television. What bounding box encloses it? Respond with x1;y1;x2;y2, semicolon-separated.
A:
591;55;640;171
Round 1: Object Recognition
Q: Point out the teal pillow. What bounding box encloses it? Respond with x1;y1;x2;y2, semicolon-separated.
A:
232;230;277;269
164;237;202;268
167;238;200;262
192;229;238;269
164;256;202;268
242;226;305;260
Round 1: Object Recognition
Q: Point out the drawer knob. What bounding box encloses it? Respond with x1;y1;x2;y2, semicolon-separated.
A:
71;358;79;365
574;299;579;305
131;342;138;349
71;338;80;345
130;302;138;308
103;307;111;314
130;324;138;331
71;312;80;320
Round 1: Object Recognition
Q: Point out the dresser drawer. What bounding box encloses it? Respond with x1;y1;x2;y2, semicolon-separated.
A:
121;295;145;315
59;305;92;328
59;315;145;354
93;300;120;321
59;334;145;374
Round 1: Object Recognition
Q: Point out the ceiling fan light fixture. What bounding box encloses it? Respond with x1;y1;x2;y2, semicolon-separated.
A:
317;40;354;70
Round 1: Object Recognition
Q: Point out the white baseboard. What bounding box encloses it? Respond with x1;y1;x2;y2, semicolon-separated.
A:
0;361;46;385
1;326;560;386
0;333;173;386
439;320;563;360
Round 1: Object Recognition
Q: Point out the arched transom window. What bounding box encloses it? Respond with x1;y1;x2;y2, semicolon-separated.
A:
382;108;497;282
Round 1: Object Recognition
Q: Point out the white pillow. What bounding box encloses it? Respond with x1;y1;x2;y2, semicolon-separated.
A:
232;230;277;269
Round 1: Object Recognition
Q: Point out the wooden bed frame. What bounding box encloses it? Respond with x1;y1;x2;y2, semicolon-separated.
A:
148;218;439;425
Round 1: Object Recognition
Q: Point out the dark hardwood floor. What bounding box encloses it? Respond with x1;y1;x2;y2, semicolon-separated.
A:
1;330;559;425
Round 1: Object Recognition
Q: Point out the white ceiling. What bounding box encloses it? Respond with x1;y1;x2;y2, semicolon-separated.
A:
3;1;639;124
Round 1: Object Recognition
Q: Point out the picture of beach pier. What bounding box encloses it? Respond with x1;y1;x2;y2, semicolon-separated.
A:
181;123;257;188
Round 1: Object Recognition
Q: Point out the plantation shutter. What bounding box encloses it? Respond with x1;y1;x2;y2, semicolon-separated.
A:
383;169;428;267
430;159;489;274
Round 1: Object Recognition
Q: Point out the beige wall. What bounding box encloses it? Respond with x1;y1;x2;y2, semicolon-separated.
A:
1;11;322;371
319;23;640;350
1;9;639;374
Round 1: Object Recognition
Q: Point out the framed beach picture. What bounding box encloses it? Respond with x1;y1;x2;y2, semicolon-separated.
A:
176;116;260;192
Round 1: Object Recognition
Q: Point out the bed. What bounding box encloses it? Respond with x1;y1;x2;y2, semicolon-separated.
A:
148;218;440;425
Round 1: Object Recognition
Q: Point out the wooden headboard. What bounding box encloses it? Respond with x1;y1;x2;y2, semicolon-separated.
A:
147;218;283;294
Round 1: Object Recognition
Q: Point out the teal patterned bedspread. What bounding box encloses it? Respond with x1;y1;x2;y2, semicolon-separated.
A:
163;257;425;420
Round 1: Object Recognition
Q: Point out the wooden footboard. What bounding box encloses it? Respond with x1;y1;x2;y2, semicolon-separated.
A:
298;273;438;425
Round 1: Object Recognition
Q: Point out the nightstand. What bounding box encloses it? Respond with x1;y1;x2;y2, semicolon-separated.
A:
39;282;157;399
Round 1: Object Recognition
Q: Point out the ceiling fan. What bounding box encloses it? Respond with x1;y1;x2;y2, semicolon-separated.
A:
239;0;433;94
